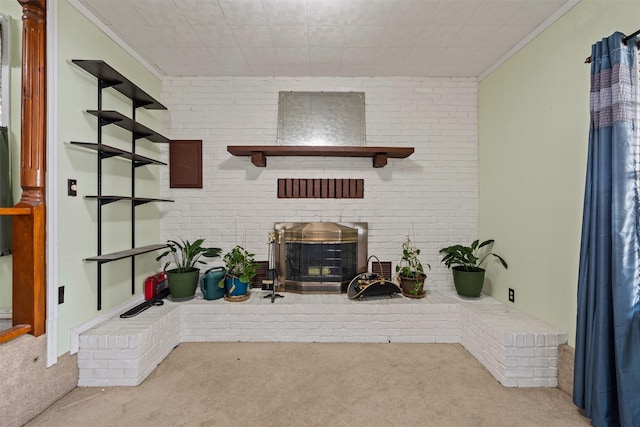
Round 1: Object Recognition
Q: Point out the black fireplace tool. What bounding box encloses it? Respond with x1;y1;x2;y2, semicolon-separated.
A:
263;233;284;303
263;268;284;303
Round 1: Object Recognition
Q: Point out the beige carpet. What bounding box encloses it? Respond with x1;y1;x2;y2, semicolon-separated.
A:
26;343;589;427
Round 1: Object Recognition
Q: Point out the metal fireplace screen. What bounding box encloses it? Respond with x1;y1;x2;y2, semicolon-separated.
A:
275;222;368;294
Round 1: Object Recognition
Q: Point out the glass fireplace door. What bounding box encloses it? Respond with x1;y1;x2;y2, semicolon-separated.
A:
285;242;357;289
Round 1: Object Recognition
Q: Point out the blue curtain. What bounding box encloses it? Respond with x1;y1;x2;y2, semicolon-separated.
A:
574;32;640;427
0;126;11;255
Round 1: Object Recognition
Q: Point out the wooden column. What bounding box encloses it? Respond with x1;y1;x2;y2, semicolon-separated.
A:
12;0;46;336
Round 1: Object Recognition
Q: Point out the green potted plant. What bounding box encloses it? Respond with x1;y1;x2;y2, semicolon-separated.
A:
220;245;258;300
439;239;508;298
156;238;221;300
395;236;430;298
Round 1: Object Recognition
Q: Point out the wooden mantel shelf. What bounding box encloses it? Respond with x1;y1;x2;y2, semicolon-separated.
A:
227;145;414;168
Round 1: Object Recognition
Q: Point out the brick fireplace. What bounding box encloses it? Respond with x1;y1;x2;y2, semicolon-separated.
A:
160;76;479;294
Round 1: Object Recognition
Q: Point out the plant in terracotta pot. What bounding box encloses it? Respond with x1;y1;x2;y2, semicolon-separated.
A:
155;238;221;300
220;245;258;300
395;236;430;298
439;239;508;298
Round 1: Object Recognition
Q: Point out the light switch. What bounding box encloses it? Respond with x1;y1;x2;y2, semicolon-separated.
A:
68;179;77;197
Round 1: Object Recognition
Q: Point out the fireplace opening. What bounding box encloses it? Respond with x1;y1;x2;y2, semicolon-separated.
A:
274;222;368;293
285;241;357;284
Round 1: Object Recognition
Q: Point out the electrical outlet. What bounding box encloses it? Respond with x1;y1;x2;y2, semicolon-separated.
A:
58;286;65;304
67;179;77;197
508;288;515;303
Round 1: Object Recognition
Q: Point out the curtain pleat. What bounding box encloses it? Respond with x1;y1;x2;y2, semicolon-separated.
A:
0;126;12;256
574;32;640;427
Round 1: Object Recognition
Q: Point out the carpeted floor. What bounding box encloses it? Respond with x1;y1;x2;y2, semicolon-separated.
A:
26;342;589;427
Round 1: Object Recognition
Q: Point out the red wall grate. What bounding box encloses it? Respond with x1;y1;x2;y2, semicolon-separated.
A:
277;178;364;199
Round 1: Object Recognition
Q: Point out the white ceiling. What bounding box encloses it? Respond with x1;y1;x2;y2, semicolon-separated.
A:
74;0;575;79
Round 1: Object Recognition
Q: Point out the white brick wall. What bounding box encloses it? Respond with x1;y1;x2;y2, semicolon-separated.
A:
159;77;478;290
180;294;459;344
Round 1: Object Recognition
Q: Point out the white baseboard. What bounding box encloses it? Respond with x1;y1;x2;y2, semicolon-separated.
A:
0;308;11;319
69;295;145;355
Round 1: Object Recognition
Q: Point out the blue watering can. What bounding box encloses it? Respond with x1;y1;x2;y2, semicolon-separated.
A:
200;266;226;300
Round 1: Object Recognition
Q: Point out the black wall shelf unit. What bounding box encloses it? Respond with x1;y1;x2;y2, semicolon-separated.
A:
73;59;172;310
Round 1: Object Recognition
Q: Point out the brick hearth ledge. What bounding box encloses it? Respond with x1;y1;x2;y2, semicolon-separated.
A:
76;290;567;388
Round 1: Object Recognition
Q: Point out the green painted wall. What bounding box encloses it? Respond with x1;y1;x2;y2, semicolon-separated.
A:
478;0;640;347
54;0;164;354
0;0;24;313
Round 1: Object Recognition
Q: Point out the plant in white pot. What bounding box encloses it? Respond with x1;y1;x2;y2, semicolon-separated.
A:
395;236;431;298
439;239;507;298
156;238;221;300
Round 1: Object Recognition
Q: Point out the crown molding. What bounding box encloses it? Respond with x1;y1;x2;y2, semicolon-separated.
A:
479;0;581;81
67;0;164;80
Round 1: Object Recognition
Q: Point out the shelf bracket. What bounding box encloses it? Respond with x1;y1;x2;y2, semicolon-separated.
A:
133;99;154;109
97;117;123;127
373;153;388;168
251;151;267;167
98;151;121;160
132;130;154;140
99;78;124;90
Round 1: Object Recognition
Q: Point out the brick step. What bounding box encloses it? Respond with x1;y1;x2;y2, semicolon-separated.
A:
77;290;567;387
459;304;568;387
77;303;180;386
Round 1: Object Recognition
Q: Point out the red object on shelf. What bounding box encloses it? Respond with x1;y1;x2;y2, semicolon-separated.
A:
144;272;168;300
144;275;158;300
